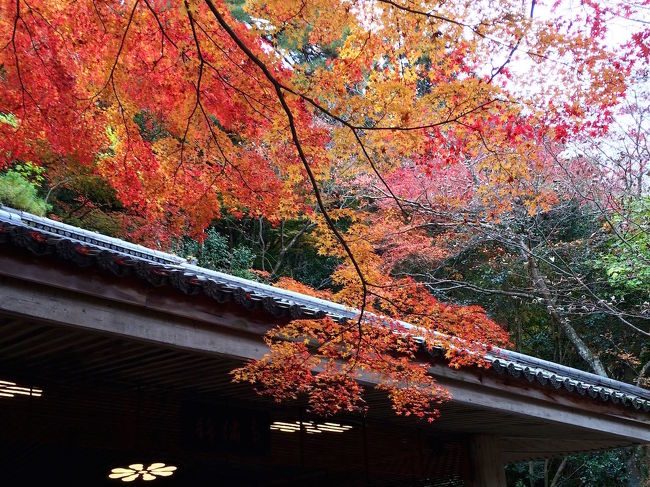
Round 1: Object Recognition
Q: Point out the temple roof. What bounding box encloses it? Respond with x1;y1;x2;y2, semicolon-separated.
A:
1;205;649;413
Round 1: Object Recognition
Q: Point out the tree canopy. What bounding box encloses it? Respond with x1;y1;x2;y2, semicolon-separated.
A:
1;0;649;425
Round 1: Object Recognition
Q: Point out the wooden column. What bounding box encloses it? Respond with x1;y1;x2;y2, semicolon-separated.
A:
466;435;507;487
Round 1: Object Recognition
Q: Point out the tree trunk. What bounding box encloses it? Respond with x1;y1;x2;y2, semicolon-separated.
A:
522;244;609;377
549;458;567;487
544;459;549;487
636;360;650;386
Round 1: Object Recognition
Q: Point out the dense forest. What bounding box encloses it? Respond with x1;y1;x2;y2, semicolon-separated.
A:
0;0;648;484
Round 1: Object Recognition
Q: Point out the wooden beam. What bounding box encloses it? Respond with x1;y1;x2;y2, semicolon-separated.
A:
432;374;650;443
0;276;267;361
0;252;275;335
428;361;645;422
466;435;507;487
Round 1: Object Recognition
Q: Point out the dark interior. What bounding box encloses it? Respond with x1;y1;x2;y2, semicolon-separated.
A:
0;315;467;486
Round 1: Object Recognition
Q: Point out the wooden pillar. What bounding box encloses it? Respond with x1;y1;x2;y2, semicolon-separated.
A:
465;435;507;487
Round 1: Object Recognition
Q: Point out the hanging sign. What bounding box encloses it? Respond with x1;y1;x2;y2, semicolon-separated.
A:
181;403;270;455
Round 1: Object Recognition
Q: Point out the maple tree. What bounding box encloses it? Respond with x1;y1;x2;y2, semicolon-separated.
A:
1;0;647;419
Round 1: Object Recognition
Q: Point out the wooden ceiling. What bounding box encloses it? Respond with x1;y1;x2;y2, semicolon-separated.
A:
0;314;638;473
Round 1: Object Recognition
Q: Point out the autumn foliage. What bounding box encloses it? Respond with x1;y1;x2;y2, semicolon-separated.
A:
1;0;646;419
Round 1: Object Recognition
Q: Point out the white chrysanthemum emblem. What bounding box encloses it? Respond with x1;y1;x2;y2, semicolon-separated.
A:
109;463;177;482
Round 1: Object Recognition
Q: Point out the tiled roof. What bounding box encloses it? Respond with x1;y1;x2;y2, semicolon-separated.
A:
1;205;649;412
